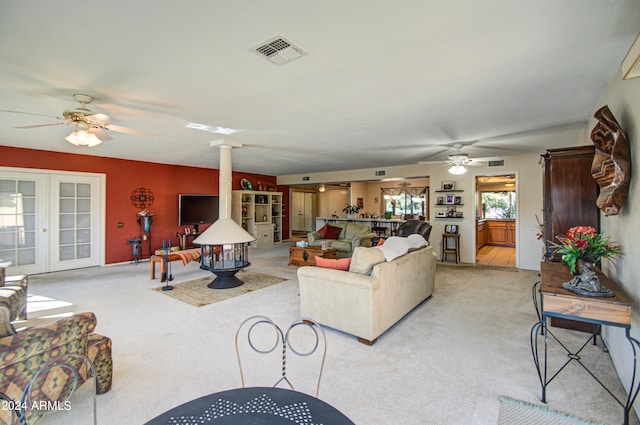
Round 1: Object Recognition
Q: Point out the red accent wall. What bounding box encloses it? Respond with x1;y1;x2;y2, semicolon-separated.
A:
0;146;287;264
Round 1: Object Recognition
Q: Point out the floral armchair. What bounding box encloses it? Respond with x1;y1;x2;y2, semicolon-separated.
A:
0;312;113;425
0;267;28;337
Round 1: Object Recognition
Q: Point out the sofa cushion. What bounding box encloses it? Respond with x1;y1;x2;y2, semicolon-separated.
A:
375;236;409;262
318;224;342;240
349;247;386;275
328;239;353;253
344;223;371;240
315;257;352;270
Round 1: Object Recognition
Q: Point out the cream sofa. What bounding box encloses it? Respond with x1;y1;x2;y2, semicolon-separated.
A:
297;243;436;344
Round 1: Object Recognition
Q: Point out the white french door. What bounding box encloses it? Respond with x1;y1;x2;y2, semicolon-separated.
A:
0;168;105;274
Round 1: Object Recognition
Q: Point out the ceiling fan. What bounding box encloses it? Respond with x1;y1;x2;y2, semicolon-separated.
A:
11;94;155;146
420;143;502;175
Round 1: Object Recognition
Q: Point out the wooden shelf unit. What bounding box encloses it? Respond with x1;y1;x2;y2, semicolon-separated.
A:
232;190;283;246
434;189;463;219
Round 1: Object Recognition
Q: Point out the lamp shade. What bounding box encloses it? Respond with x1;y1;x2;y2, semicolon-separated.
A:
193;218;256;245
65;129;102;147
448;165;467;175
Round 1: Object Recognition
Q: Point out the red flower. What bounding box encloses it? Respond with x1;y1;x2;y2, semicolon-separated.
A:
576;239;589;252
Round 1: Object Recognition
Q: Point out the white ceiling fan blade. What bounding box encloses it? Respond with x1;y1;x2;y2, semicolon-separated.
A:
469;156;503;162
14;122;64;129
90;127;112;141
1;109;58;119
105;124;156;138
87;113;110;123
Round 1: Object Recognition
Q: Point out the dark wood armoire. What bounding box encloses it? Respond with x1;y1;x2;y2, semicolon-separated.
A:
542;145;600;332
542;145;600;260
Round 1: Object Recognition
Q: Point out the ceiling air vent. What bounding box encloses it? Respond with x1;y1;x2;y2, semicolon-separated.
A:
302;176;310;181
375;170;386;177
253;35;307;65
488;160;505;167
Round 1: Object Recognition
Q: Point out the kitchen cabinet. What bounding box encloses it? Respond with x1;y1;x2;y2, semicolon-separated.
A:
476;219;487;250
485;220;515;247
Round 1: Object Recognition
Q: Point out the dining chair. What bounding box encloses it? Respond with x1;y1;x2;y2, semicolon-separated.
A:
20;353;97;425
235;315;327;397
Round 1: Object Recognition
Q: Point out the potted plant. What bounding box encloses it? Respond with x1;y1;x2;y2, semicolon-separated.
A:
342;204;360;218
551;225;622;296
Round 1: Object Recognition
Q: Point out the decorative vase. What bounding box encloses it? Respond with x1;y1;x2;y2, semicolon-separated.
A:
347;213;355;219
384;211;392;220
562;259;614;297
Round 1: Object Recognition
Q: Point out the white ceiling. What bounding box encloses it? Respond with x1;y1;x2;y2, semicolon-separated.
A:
1;1;639;176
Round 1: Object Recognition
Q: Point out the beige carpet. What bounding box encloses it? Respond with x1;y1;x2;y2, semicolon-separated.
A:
152;271;286;307
25;244;640;425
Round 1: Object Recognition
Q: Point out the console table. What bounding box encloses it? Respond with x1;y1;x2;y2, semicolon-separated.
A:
530;261;640;425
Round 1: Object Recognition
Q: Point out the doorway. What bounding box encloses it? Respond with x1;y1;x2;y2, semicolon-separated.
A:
475;174;516;269
0;168;105;275
290;190;317;238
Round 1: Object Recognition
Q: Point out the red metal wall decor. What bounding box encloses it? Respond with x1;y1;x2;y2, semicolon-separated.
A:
590;105;632;216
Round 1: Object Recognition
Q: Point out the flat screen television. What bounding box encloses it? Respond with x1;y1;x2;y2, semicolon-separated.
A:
178;194;219;226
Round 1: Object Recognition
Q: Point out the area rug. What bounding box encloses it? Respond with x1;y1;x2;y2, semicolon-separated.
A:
498;396;607;425
152;271;287;307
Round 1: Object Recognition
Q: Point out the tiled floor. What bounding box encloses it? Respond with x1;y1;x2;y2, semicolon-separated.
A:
476;245;516;269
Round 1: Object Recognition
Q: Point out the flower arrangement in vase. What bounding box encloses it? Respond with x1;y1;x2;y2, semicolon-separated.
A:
551;226;622;296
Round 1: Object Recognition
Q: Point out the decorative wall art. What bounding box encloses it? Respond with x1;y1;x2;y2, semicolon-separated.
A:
445;194;455;205
590;105;631;216
240;178;252;190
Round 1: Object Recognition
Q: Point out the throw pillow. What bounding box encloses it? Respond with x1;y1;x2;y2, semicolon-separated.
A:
317;224;330;238
349;247;386;275
322;225;342;240
315;256;351;270
376;237;386;246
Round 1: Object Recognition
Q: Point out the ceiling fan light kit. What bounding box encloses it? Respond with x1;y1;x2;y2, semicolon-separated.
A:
65;121;102;147
65;129;102;147
448;164;468;175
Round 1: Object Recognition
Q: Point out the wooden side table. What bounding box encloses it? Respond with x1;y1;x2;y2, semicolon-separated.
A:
531;261;639;425
441;232;460;263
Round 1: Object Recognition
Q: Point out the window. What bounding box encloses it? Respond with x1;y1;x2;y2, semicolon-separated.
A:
381;187;428;218
481;191;516;219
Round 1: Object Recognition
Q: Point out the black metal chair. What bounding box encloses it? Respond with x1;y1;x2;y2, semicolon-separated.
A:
235;315;327;397
370;221;387;237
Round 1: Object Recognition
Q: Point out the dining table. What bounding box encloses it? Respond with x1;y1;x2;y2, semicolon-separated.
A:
144;386;356;425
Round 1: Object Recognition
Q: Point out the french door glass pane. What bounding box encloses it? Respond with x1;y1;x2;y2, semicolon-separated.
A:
58;182;92;261
0;178;37;266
